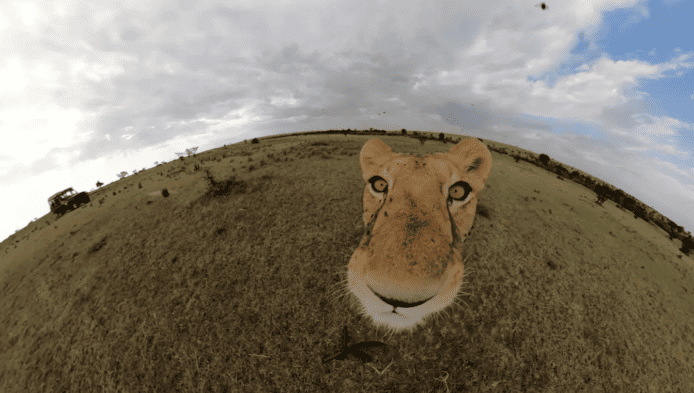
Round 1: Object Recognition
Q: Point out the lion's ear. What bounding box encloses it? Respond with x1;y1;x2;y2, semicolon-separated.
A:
447;138;492;183
360;139;394;181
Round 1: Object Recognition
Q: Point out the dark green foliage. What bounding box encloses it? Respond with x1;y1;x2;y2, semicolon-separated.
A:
681;237;694;255
594;183;611;205
539;153;550;166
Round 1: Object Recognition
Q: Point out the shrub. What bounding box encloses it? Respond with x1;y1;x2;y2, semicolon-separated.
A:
680;237;694;255
594;184;611;206
539;153;550;166
401;129;407;135
251;138;259;144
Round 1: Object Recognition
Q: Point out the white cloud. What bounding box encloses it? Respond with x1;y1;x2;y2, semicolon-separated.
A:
16;2;38;26
0;58;29;92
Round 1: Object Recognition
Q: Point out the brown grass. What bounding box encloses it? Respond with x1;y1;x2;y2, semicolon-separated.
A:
1;134;693;392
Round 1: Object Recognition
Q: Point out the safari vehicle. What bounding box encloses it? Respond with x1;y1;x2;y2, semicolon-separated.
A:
48;187;91;217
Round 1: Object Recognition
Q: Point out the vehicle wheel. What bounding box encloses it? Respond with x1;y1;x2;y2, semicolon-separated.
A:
72;202;79;209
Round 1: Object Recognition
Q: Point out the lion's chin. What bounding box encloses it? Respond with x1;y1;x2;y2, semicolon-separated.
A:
348;262;464;332
362;303;437;332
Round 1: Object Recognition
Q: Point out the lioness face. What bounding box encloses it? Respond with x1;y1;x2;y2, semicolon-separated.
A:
348;138;492;332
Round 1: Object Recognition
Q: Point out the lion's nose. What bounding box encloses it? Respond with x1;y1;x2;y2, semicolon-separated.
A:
372;290;434;308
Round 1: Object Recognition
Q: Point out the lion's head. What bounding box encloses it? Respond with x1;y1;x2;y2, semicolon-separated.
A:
347;138;492;332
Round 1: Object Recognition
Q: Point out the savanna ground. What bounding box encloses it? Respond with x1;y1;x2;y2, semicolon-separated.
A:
1;133;693;392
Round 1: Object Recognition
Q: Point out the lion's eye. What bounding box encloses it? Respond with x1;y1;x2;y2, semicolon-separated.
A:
369;176;388;193
449;181;472;202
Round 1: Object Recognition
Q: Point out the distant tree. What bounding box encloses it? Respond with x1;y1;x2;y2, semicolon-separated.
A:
539;153;550;166
622;196;636;211
554;164;567;176
96;181;103;188
680;237;694;255
594;183;611;206
633;205;648;221
439;133;445;141
613;189;626;205
252;138;259;144
401;129;407;135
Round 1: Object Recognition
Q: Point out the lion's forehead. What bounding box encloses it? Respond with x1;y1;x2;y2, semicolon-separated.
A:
379;156;457;190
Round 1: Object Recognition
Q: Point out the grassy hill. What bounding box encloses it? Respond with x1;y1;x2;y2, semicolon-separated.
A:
1;132;692;392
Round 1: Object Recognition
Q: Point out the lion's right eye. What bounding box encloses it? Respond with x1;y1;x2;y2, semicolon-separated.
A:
449;181;472;202
368;176;388;193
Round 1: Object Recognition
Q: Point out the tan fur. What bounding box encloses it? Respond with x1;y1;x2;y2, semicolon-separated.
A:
347;138;492;332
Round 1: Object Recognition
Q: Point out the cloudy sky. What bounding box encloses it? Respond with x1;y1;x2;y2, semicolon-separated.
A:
1;0;693;242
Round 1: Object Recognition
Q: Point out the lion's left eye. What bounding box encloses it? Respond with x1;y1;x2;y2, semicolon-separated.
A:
448;181;472;202
369;176;388;193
